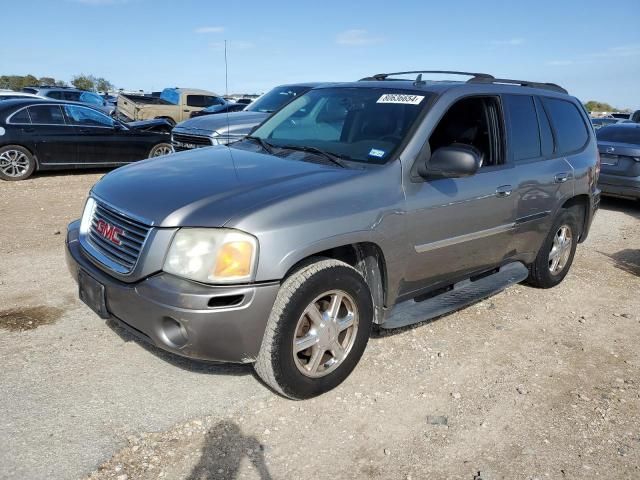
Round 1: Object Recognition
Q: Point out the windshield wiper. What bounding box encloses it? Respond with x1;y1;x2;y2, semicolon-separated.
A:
277;145;348;168
245;135;273;154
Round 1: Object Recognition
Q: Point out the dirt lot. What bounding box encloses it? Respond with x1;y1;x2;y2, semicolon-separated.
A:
1;171;639;480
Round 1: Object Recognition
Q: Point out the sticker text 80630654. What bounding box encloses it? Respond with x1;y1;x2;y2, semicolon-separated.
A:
377;94;425;105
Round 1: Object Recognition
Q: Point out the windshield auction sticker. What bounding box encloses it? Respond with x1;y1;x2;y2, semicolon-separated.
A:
377;94;425;105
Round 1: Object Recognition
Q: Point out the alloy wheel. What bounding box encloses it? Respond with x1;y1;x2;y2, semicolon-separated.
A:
292;290;359;378
0;150;30;178
548;225;573;275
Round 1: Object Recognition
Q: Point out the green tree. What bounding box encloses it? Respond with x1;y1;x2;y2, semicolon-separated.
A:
584;100;616;112
95;77;114;92
71;74;96;91
38;76;56;86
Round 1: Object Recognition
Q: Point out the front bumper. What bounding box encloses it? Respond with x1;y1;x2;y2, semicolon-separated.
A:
598;173;640;200
66;221;279;363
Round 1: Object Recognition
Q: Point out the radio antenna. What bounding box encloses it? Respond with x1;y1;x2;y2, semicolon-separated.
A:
224;39;230;144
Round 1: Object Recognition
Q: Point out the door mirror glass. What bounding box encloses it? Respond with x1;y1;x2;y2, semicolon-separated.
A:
421;144;482;179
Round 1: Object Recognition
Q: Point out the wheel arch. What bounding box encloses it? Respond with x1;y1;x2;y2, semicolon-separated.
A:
282;242;388;324
560;194;590;242
0;143;40;171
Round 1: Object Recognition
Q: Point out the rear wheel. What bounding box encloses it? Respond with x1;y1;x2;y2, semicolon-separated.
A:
148;143;173;158
255;259;373;399
0;145;36;181
527;208;579;288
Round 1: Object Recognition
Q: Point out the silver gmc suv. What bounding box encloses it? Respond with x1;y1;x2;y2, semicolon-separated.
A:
66;71;600;399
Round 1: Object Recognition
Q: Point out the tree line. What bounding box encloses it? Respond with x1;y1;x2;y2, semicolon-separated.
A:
0;74;115;92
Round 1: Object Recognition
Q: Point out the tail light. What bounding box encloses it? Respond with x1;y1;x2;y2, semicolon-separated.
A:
594;151;601;184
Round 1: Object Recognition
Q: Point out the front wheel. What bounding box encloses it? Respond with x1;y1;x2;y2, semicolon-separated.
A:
527;208;579;288
255;259;373;399
148;143;173;158
0;145;36;181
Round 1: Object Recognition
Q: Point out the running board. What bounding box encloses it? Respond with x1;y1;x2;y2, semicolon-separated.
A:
381;262;529;330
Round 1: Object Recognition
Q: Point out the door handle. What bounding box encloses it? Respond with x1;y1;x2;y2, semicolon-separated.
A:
554;172;570;183
22;128;35;133
183;109;190;112
495;185;513;197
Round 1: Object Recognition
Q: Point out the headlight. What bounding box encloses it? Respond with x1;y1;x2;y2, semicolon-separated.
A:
80;197;96;234
163;228;258;284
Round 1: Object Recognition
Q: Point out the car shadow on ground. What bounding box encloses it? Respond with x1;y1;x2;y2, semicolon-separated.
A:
599;248;640;277
598;196;640;219
187;420;272;480
105;318;254;377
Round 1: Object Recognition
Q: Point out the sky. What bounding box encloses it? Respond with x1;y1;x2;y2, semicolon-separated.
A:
2;0;639;109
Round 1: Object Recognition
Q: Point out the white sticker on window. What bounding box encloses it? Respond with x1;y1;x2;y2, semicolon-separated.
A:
377;94;425;105
368;148;386;158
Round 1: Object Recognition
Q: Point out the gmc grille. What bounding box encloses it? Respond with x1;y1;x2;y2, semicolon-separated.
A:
172;133;213;151
87;202;151;273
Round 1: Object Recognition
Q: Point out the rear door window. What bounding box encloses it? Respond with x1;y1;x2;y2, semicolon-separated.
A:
542;98;589;154
186;95;220;107
28;105;66;125
503;94;541;162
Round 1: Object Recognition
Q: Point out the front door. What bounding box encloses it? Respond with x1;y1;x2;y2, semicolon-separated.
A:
401;95;517;298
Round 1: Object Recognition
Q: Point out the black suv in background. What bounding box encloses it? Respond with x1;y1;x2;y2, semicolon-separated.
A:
21;86;114;115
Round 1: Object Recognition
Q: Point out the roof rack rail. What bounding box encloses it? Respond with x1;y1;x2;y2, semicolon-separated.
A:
360;70;568;94
23;84;74;89
468;76;568;94
361;70;494;82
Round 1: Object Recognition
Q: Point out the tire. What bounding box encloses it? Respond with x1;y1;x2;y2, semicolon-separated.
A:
148;143;173;158
527;208;579;288
0;145;36;181
156;116;176;127
255;259;373;400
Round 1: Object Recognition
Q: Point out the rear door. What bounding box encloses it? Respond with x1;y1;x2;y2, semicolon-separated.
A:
504;94;577;259
25;104;78;165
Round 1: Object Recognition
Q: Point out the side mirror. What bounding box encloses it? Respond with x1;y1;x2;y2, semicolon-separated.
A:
418;144;482;179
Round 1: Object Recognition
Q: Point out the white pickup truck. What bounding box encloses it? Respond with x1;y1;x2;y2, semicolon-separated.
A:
116;87;222;125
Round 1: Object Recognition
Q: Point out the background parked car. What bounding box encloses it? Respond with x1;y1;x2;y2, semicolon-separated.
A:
591;117;630;129
188;99;247;118
596;123;640;200
171;83;323;150
0;99;172;181
21;85;114;115
116;87;222;126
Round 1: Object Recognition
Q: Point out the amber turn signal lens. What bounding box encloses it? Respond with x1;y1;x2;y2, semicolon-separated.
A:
214;241;254;278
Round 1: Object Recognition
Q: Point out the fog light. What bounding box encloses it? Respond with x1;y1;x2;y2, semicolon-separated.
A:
161;317;188;348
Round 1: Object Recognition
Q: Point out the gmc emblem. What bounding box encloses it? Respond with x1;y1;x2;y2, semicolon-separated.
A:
96;219;124;246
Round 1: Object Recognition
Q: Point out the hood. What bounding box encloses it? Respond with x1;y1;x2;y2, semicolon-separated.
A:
174;111;269;136
91;146;357;228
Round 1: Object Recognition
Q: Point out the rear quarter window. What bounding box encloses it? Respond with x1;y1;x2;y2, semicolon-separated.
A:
9;108;31;124
542;98;589;154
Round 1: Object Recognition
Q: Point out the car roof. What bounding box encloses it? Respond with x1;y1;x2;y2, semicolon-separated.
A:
0;98;105;113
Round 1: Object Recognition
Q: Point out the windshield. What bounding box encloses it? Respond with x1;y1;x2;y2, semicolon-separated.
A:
160;88;180;105
247;87;431;165
597;126;640;145
246;85;310;113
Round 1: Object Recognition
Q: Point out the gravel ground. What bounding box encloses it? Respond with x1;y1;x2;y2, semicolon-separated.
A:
0;171;639;480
